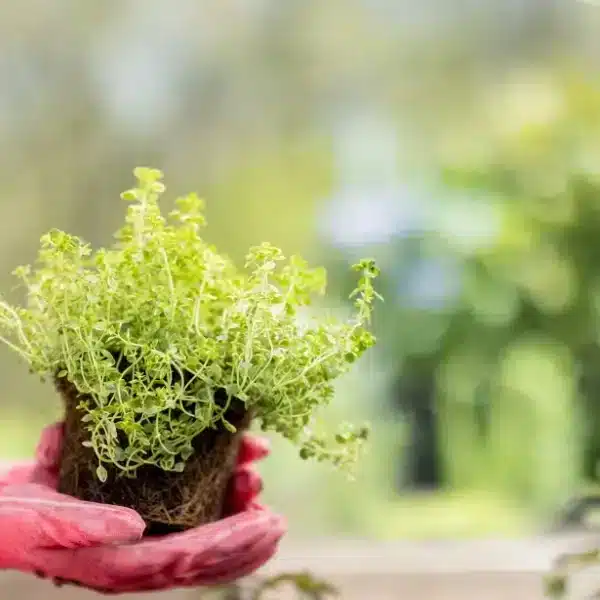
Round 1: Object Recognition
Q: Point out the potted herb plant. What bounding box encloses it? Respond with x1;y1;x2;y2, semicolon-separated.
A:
0;167;380;535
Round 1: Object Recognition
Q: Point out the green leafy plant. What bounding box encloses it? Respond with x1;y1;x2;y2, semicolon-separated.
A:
210;571;339;600
249;571;339;600
0;167;380;480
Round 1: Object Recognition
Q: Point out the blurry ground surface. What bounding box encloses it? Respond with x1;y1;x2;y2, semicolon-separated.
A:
4;535;600;599
0;572;546;599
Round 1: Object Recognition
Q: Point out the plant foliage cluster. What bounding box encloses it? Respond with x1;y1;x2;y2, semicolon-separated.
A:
0;168;379;479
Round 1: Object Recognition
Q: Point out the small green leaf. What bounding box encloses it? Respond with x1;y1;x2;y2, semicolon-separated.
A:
120;189;138;201
107;421;117;439
222;420;237;433
208;364;222;380
96;465;108;482
299;447;312;460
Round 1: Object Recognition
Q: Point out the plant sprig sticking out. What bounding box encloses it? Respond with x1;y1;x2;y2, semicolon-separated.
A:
0;167;381;479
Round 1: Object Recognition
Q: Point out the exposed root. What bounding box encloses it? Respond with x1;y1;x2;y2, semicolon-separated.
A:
56;377;250;534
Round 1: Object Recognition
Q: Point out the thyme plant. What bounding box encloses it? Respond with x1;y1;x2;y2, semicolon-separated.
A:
0;168;380;480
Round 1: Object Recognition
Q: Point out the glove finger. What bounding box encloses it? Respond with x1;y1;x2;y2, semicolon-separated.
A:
0;462;37;487
0;483;145;558
48;535;282;596
191;542;279;587
180;520;283;586
120;525;282;592
165;509;286;584
41;509;285;593
0;461;59;489
29;464;60;488
0;422;65;488
236;434;270;466
35;422;64;472
223;464;263;516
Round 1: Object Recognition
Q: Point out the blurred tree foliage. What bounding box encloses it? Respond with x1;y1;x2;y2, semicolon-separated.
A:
436;73;600;508
321;72;600;522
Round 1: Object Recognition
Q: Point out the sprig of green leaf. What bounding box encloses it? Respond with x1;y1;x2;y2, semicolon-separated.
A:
0;167;381;477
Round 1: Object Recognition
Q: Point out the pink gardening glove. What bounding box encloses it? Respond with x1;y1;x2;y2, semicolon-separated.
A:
0;422;286;594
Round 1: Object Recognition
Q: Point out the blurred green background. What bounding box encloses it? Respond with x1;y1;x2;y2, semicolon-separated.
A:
3;0;600;541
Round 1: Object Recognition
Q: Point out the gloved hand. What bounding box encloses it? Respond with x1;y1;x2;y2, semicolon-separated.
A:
0;422;286;594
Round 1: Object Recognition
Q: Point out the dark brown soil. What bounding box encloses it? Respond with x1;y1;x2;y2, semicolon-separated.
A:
56;376;250;536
